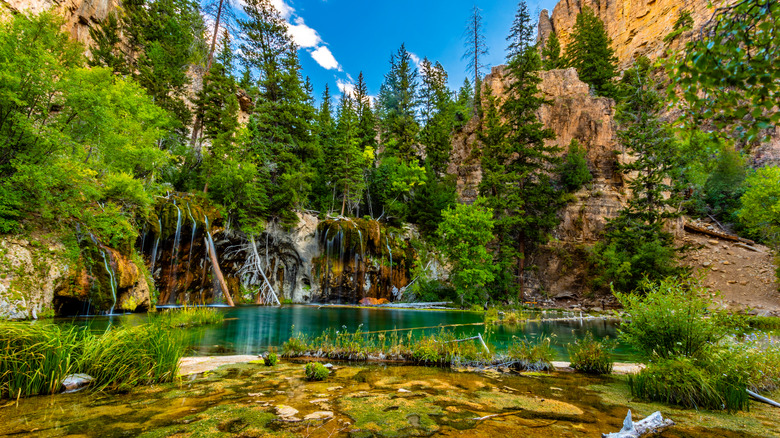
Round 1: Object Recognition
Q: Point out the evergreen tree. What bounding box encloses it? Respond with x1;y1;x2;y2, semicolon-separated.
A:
589;60;682;292
506;0;534;61
378;44;420;162
239;0;318;223
215;29;235;76
196;63;239;143
463;6;488;113
419;58;455;175
353;72;377;153
559;139;592;192
334;94;371;216
564;7;618;98
479;1;560;301
541;32;564;70
453;78;474;130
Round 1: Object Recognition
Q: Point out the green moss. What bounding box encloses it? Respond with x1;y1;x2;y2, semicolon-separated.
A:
339;393;443;437
137;405;287;438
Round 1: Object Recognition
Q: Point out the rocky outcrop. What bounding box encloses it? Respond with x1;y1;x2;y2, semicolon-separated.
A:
0;233;150;319
449;67;630;299
537;0;733;72
1;0;120;45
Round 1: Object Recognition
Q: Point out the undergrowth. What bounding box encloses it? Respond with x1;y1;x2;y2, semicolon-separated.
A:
149;307;225;328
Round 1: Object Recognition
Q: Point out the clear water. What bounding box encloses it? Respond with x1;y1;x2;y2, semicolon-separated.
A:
54;305;638;361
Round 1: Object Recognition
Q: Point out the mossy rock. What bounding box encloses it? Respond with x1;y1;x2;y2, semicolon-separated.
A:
137;405;289;438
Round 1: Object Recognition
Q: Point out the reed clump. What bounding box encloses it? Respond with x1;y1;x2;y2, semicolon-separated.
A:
1;321;186;399
567;331;616;375
505;335;555;371
149;307;225;328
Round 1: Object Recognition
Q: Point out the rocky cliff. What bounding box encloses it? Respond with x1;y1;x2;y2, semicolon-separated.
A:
449;67;633;300
1;0;118;45
537;0;733;71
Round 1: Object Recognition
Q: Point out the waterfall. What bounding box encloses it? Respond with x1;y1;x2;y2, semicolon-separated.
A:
386;235;393;290
100;250;117;315
150;218;162;275
186;203;197;273
167;201;183;304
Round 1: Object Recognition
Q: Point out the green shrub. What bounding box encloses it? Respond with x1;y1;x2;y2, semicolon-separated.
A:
304;362;328;381
560;139;593;192
629;357;749;412
266;352;279;366
567;332;615;375
506;335;555;371
616;276;726;361
0;323;86;398
411;337;440;363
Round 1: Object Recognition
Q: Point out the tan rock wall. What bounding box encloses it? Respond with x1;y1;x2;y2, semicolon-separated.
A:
2;0;120;46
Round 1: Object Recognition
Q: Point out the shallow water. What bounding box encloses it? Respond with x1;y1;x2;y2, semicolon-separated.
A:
54;305;638;360
1;361;775;438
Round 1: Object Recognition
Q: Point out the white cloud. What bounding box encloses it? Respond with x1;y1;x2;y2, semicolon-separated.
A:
336;78;355;96
311;46;341;71
270;0;295;19
409;52;423;69
287;17;322;48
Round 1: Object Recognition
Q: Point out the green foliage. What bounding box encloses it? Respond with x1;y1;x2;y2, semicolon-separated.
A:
616;277;726;361
702;146;747;223
149;307;225;328
663;10;694;43
559;139;592;192
541;32;564;70
506;335;555;371
564;7;618;98
0;322;184;398
407;170;457;237
567;332;615;375
265;352;279;366
304;362;329;381
378;44;420;162
479;10;561;300
437;198;496;305
419;59;455;175
669;0;779;143
196;63;239;142
629;357;749;412
0;323;86;398
368;157;427;219
738;166;780;245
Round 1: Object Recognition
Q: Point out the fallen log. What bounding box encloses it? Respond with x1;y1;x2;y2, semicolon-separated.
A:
684;223;755;245
205;236;235;307
748;389;780;408
603;410;674;438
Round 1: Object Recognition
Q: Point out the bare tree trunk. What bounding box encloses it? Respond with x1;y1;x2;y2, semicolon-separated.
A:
341;184;348;216
205;236;235;306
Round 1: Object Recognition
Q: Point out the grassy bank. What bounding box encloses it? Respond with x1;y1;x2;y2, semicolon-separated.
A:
0;307;223;398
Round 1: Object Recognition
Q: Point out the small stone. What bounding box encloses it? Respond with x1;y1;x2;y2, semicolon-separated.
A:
702;261;711;267
708;240;719;245
323;363;334;368
61;374;93;393
722;261;731;265
276;405;299;418
303;411;334;421
740;281;748;286
327;386;343;391
398;388;412;393
309;398;329;404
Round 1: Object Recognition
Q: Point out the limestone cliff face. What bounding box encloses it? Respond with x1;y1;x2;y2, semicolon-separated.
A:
1;0;119;45
537;0;733;71
449;67;630;299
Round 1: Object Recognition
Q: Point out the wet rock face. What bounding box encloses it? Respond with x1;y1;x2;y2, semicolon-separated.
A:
313;219;414;303
0;237;66;319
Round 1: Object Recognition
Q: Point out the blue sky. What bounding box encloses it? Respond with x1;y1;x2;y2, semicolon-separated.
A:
264;0;559;101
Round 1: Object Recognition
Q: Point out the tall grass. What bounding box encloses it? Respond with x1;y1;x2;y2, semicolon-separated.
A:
1;322;186;399
81;324;185;391
567;332;615;375
0;323;86;398
149;307;225;328
506;335;555;371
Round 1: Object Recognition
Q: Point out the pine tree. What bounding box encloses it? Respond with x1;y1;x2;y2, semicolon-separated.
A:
463;6;488;113
541;32;564;70
215;29;235;76
196;63;239;143
419;59;455;175
239;0;318;223
353;72;377;153
564;7;618;98
334;93;371;216
378;44;420;162
453;78;473;130
589;60;682;292
479;0;560;301
506;0;534;61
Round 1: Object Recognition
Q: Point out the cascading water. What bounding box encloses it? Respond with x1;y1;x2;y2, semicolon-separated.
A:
100;250;117;315
167;201;183;304
186;203;197;273
150;218;162;275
